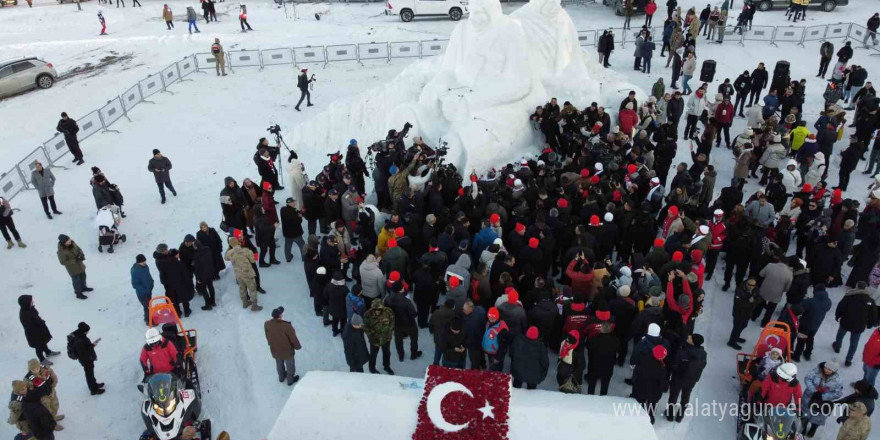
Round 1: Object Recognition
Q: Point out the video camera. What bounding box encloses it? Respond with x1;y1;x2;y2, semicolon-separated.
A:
267;124;282;136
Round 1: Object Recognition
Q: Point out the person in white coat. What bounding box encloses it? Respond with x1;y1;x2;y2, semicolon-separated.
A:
285;154;306;211
779;159;803;194
759;134;786;184
803;152;826;188
746;101;764;129
684;89;707;140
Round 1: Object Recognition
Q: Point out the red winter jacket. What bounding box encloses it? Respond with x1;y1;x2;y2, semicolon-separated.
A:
715;102;735;124
864;329;880;367
618;109;639;135
566;260;595;297
760;373;802;409
708;220;726;250
645;1;657;15
666;280;694;324
140;339;180;374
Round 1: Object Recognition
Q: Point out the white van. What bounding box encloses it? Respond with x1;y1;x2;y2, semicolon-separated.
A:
385;0;468;22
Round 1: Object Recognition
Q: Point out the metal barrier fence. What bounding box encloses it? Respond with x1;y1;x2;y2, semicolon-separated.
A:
2;22;879;202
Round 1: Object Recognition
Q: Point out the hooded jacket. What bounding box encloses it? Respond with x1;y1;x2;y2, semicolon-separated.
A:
358;255;385;300
446;254;472;292
18;295;51;349
836;288;878;333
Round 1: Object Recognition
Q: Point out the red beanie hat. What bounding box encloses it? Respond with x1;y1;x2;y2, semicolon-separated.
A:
395;227;405;238
458;187;465;197
653;238;665;247
487;307;500;320
389;271;401;282
526;326;539;340
668;206;679;216
557;198;569;208
612;190;622;202
802;183;812;192
590;176;600;185
448;276;460;289
387;237;398;248
690;249;703;261
262;181;272;191
528;237;539;248
580;168;590;178
489;213;500;224
652;345;668;360
233;229;243;240
507;289;519;304
672;251;683;262
596;310;611;321
627;164;637;174
590;215;601;226
831;188;842;204
515;223;526;233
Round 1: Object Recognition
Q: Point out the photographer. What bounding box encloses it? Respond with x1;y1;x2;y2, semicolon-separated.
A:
254;147;282;192
345;140;368;194
257;136;281;162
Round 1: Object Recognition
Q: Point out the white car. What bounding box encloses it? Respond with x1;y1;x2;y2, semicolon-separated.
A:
385;0;468;22
0;58;57;99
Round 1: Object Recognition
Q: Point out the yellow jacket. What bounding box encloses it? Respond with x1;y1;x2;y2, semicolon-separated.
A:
790;126;811;151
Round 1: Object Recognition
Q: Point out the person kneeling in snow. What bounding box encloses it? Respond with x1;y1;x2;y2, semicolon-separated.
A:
139;327;180;378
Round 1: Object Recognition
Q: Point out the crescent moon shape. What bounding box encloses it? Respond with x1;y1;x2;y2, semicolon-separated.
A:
765;334;781;347
426;381;474;433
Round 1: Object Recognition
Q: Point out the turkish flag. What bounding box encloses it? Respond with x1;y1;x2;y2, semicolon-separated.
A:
412;365;511;440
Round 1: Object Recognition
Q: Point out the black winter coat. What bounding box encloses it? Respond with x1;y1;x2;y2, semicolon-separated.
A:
385;293;417;328
196;227;226;274
633;357;668;403
165;257;195;303
438;328;468;363
750;68;768;91
254;214;276;248
342;323;369;369
325;281;349;319
835;290;877;332
587;332;621;378
301;187;324;221
18;295;51;348
786;269;811;304
280;206;304;239
192;243;215;284
510;336;549;385
22;400;56;439
72;329;97;365
669;344;706;388
733;283;759;320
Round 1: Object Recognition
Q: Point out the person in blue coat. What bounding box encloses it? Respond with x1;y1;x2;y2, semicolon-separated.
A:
130;254;154;324
346;284;367;322
792;284;831;362
762;89;779;119
471;219;499;260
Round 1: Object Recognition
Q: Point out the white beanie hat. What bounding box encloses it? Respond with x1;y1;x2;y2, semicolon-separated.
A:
773;134;782;143
699;225;710;235
625;102;633;110
604;212;614;222
650;177;660;184
595;163;604;172
513;179;523;187
647;323;661;337
317;267;327;275
713;209;724;216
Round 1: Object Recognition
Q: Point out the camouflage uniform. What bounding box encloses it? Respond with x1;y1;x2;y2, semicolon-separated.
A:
225;239;260;310
363;298;395;371
7;380;31;435
24;360;62;420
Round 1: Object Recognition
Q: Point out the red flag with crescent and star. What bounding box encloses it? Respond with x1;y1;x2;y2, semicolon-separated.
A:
413;365;511;440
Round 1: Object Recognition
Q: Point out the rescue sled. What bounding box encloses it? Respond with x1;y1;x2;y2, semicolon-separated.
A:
148;296;201;397
734;321;792;436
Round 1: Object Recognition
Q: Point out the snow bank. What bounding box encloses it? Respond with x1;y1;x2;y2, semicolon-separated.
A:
266;371;659;440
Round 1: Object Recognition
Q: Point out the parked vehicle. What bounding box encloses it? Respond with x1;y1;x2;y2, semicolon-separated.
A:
385;0;468;22
0;58;57;99
0;0;19;8
603;0;645;16
751;0;847;12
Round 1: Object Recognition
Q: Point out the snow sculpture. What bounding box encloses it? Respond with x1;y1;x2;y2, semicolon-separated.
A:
510;0;600;104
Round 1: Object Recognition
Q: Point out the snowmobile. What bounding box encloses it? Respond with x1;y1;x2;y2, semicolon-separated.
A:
148;296;201;395
137;373;210;440
737;407;802;440
734;321;792;435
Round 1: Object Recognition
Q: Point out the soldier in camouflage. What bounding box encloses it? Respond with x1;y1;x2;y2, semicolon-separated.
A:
225;238;263;312
363;298;395;375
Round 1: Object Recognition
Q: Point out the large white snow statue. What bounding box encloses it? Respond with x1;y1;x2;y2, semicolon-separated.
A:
287;0;641;174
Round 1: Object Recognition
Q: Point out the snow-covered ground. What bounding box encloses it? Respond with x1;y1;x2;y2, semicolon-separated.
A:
1;1;879;439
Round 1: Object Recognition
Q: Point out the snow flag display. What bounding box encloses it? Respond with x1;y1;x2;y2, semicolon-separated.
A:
413;366;511;440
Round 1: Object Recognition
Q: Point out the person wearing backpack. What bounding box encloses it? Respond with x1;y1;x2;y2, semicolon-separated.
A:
69;322;104;395
211;38;226;77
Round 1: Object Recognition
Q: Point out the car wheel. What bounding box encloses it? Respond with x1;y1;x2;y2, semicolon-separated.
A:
757;0;771;11
821;0;835;12
36;74;54;89
400;9;413;22
449;7;462;21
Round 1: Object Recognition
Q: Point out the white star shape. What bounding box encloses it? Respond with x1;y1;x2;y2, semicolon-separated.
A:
477;400;495;420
